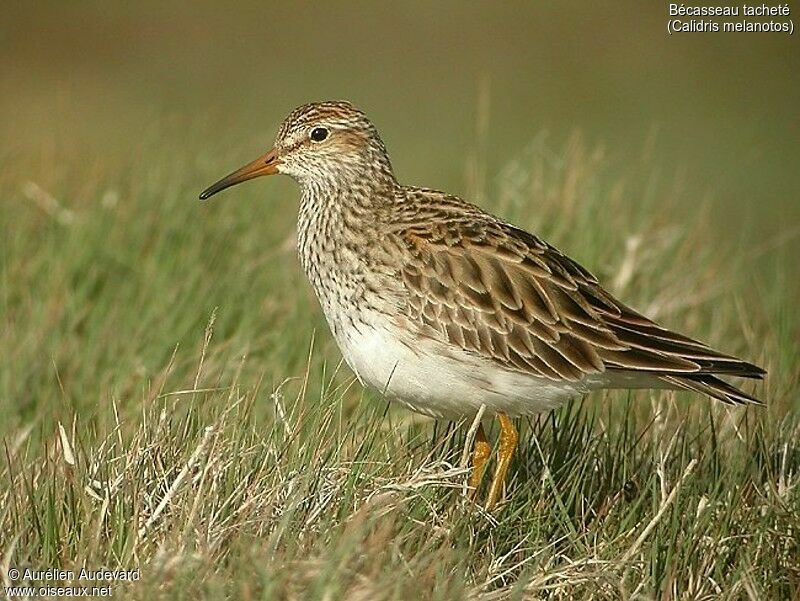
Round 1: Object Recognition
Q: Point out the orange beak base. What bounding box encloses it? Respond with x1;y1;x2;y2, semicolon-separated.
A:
199;147;282;200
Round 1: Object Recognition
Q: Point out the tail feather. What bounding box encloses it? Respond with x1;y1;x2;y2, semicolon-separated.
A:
661;373;763;406
593;296;766;405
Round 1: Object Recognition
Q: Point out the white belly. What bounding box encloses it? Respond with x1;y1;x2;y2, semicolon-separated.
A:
333;322;596;420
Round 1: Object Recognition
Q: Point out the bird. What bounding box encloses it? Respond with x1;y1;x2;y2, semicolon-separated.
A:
199;101;765;510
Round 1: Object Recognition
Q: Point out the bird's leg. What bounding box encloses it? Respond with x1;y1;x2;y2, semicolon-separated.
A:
468;423;491;499
485;414;518;510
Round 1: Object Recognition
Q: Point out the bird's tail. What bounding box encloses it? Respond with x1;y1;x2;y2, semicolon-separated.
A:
589;289;767;406
660;373;763;405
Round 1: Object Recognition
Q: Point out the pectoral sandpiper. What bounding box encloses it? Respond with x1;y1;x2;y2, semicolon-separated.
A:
200;101;765;509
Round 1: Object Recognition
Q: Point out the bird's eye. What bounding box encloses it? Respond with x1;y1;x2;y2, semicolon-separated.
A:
310;127;329;142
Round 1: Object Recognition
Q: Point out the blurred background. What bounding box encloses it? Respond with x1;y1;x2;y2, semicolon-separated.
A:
2;1;798;224
1;1;798;426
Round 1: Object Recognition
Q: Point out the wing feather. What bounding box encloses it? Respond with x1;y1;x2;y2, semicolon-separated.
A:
389;201;764;394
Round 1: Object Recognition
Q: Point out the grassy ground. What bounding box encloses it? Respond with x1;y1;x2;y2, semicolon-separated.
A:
2;122;798;599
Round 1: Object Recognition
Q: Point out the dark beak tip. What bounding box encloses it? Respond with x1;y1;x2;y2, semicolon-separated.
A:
199;184;222;201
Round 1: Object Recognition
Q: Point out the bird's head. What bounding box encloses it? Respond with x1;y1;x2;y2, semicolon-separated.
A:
200;101;394;200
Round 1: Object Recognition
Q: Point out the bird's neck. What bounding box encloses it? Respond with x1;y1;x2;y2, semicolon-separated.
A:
296;157;397;244
296;167;397;321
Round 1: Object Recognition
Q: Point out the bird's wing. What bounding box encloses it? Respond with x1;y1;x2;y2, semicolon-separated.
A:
390;213;764;388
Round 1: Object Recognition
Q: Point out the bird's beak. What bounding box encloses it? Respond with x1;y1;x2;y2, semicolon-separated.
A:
199;147;282;200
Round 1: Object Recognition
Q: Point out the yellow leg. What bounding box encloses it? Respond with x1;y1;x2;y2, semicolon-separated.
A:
485;414;518;510
469;424;491;499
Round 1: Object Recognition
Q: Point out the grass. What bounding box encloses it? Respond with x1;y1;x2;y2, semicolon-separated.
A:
1;118;798;600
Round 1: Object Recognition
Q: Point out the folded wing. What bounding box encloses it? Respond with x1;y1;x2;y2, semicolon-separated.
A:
392;215;765;405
